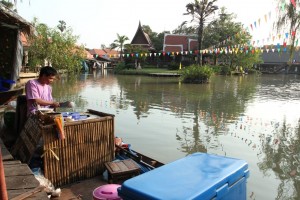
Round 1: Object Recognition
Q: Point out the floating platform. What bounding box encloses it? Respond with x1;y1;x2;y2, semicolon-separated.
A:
148;73;180;77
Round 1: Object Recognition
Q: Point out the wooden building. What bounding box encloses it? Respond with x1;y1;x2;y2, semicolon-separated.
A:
131;21;155;51
0;3;33;105
163;34;198;53
0;3;33;87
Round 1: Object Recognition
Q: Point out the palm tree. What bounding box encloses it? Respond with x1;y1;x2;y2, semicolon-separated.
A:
110;33;129;61
275;1;300;73
184;0;218;66
57;20;66;33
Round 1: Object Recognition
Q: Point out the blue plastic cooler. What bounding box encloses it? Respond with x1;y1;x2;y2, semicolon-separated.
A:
118;153;249;200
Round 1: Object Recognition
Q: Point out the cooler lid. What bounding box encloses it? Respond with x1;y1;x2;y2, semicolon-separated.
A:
119;153;249;200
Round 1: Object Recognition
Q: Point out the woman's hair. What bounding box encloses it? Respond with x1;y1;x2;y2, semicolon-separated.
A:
39;66;58;77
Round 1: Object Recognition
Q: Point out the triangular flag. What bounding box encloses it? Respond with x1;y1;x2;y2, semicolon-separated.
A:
264;14;267;23
291;0;296;8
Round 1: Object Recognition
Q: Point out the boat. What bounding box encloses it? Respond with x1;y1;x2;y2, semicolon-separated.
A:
47;141;165;199
115;143;164;172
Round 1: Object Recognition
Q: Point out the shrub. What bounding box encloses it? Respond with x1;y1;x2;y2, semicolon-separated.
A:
220;65;232;75
180;65;214;83
113;62;127;73
168;61;179;70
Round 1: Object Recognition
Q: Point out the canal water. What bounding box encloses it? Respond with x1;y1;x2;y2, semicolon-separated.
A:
53;71;300;200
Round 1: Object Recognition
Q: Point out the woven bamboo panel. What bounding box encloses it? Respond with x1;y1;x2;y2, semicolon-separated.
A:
42;110;115;187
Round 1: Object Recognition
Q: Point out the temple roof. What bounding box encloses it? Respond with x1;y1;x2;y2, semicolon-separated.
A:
131;21;155;51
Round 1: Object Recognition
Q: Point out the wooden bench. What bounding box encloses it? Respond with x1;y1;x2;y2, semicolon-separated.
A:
105;159;140;183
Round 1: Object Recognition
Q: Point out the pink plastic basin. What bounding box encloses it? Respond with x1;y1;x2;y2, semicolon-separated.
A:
93;184;122;200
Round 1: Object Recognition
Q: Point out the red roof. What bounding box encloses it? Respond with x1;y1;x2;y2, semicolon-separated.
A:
89;48;119;56
163;34;198;52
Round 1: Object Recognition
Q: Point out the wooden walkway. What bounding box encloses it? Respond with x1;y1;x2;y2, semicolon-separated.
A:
0;138;48;199
19;72;38;79
148;73;180;77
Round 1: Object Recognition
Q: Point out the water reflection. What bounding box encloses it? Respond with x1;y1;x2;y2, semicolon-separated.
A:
52;71;300;200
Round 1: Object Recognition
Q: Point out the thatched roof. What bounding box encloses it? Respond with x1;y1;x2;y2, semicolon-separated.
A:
0;3;33;34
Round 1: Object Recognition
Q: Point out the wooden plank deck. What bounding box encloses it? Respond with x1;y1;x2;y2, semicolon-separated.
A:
148;73;180;77
0;138;48;199
19;72;38;79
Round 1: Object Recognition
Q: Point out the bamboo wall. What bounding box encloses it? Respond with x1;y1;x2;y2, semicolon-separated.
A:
42;110;115;187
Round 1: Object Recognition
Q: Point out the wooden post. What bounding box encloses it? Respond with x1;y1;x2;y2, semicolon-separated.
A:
0;148;8;200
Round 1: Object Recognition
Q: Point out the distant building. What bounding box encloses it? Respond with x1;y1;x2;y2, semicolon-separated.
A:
261;46;300;63
163;34;198;53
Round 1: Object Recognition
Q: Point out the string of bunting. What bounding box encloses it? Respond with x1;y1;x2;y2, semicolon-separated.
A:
103;1;300;57
103;42;299;58
208;1;300;51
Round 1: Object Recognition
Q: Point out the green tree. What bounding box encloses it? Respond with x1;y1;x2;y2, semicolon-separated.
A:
172;22;197;35
141;25;168;52
203;7;262;70
184;0;219;66
275;1;300;72
100;44;106;50
110;33;129;61
28;18;85;72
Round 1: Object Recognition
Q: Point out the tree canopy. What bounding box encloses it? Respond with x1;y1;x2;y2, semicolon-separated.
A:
203;7;262;69
275;1;300;66
184;0;219;66
28;18;85;72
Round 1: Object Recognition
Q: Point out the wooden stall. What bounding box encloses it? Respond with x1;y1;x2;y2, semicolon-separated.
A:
12;109;115;187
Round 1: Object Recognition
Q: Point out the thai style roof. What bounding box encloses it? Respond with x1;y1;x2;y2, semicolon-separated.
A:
163;34;198;53
0;3;33;34
131;21;155;51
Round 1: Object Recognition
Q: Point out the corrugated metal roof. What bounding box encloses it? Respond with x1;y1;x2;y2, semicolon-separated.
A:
0;3;33;34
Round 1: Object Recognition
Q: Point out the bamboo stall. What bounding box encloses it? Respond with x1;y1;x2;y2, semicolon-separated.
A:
12;109;115;187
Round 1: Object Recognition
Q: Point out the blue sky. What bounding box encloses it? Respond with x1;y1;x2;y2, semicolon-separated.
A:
16;0;275;48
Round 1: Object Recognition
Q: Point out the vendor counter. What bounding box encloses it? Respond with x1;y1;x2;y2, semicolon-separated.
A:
12;109;115;187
